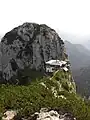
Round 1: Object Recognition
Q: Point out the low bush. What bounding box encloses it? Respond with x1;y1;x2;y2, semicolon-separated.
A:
0;70;89;120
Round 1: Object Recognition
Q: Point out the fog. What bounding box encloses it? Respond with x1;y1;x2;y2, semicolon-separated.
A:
0;0;90;46
58;31;90;44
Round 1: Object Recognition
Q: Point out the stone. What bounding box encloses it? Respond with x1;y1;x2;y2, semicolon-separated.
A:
2;110;17;120
32;108;76;120
0;23;66;82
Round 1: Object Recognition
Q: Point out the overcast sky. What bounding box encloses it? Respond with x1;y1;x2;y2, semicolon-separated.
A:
0;0;90;43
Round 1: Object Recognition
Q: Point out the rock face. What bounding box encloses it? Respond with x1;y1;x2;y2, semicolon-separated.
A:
0;23;67;81
65;40;90;70
30;108;76;120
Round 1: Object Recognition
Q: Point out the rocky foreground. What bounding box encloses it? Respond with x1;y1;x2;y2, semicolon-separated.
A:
2;108;76;120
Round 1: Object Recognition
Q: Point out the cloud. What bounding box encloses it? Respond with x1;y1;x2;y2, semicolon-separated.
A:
0;0;90;42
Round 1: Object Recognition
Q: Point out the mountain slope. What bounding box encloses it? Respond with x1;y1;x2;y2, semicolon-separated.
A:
65;40;90;70
82;40;90;50
73;66;90;97
74;43;90;55
65;40;90;97
0;70;90;120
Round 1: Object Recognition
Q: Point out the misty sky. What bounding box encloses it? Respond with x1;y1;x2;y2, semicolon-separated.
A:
0;0;90;43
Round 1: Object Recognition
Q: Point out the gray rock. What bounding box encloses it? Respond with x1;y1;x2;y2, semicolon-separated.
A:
0;23;66;81
2;110;17;120
29;108;76;120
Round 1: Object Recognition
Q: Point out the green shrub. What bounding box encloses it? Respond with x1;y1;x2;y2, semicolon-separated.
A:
0;70;89;120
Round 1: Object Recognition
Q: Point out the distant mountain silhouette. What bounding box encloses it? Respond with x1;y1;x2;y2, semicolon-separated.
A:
73;66;90;97
65;40;90;70
83;40;90;50
65;40;90;97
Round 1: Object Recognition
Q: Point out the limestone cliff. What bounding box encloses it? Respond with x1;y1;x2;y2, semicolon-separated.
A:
0;23;67;81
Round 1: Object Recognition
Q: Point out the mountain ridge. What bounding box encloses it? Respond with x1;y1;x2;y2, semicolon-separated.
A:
65;40;90;70
65;40;90;97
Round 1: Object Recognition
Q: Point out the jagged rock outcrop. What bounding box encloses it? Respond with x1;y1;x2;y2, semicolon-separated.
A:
0;23;67;81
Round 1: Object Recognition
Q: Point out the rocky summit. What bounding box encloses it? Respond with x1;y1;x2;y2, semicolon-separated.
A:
0;23;67;82
0;23;90;120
